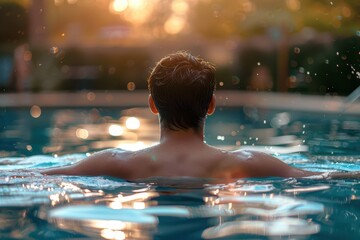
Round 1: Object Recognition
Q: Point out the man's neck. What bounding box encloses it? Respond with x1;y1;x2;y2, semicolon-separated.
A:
159;127;204;144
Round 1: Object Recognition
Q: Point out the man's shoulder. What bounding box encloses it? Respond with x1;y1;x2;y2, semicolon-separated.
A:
87;148;141;169
91;148;133;160
223;149;257;161
218;149;274;169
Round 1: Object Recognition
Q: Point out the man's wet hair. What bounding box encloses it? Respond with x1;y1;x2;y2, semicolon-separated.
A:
148;51;216;131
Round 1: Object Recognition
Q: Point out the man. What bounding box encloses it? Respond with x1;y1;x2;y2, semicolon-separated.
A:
41;51;354;180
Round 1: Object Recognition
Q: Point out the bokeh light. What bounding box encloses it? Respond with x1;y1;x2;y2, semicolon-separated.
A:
125;117;140;130
171;0;189;15
164;15;186;35
30;105;42;118
108;124;124;136
110;0;128;13
76;128;89;139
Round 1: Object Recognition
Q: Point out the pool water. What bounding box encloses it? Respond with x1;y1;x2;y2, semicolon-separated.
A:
1;106;360;239
1;153;360;239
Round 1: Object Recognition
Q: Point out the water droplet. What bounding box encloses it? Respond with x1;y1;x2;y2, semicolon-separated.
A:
30;105;41;118
294;47;301;54
108;66;116;75
217;136;225;141
50;46;59;54
87;92;96;101
257;62;261;66
127;82;136;91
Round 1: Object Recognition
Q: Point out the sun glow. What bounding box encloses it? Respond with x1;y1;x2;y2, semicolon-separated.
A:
125;117;140;130
171;0;189;15
108;124;124;136
109;0;155;25
110;0;128;13
164;15;186;35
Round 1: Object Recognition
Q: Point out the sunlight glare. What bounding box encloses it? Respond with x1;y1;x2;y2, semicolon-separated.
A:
171;0;189;15
128;0;146;10
125;117;140;130
101;229;126;240
110;0;128;13
164;15;186;35
117;141;145;151
108;124;124;136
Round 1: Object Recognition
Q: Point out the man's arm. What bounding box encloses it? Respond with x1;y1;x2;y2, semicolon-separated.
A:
235;150;318;178
41;149;130;177
237;150;360;179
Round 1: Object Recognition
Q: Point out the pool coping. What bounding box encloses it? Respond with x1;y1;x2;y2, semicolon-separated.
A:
0;91;359;115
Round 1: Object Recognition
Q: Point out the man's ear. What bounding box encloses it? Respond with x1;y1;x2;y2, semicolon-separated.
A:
207;95;216;115
148;95;159;114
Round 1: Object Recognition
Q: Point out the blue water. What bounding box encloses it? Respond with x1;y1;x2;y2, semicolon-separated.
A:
1;153;360;239
1;106;360;239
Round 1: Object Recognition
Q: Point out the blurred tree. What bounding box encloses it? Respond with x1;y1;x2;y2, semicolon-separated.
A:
190;0;359;38
189;0;360;92
26;0;359;93
0;2;28;44
46;0;134;45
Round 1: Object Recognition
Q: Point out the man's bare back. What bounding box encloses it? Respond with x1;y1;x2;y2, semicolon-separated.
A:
41;135;313;180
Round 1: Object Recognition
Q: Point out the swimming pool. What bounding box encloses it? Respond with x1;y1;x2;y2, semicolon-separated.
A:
1;92;360;239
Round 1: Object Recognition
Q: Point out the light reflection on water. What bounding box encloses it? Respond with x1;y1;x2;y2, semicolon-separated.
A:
1;106;359;158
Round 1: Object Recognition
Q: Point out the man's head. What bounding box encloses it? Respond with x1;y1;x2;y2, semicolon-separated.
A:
148;51;216;131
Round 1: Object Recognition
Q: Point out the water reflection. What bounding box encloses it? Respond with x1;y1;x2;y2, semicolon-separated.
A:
95;192;159;209
2;104;359;157
202;217;320;239
48;205;158;240
1;158;360;239
201;180;324;238
46;107;159;154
